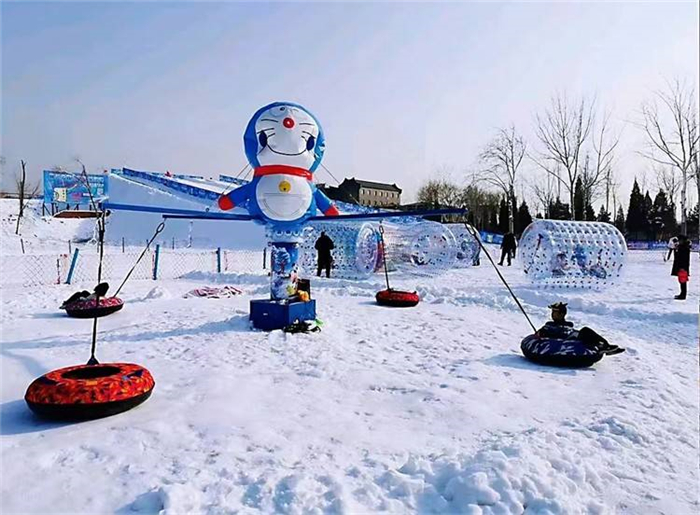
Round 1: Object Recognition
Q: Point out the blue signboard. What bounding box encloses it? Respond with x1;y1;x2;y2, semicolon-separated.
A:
43;170;109;207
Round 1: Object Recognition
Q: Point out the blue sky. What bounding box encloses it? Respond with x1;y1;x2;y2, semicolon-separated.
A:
2;1;698;208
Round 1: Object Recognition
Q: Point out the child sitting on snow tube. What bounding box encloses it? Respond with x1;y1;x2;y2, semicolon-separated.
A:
61;282;110;308
521;302;624;367
60;282;123;318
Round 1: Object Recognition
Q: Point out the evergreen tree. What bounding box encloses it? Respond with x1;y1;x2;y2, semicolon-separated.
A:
498;197;509;233
585;202;596;221
548;198;572;220
625;179;646;238
515;201;533;235
597;205;611;223
573;177;585;221
614;206;625;232
650;190;677;240
643;192;653;239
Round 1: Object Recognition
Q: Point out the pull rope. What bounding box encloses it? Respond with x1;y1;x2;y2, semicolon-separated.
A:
205;162;251;212
378;223;391;290
88;207;107;365
114;221;166;297
319;163;364;207
464;224;537;333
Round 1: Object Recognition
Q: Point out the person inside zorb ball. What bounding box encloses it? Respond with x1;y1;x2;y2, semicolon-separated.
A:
520;220;626;289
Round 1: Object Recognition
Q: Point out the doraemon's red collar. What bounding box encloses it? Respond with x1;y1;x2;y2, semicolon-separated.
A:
254;165;312;180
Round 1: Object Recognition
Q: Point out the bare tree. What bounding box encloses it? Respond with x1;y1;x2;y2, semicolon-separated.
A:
655;164;681;209
639;79;699;233
15;160;40;234
478;125;526;232
531;93;595;219
416;178;463;207
588;111;620;212
530;168;559;218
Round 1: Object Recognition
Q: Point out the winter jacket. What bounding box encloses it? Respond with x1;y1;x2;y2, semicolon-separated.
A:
537;320;575;339
315;234;335;263
501;233;517;251
671;241;691;276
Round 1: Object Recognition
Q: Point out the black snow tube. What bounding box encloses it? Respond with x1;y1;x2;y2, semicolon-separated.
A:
63;297;124;318
520;334;603;368
375;289;420;307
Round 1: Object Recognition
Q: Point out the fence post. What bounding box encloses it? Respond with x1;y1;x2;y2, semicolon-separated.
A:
122;237;125;253
20;239;25;255
68;240;72;255
153;244;161;280
263;247;267;269
216;247;222;273
66;248;80;284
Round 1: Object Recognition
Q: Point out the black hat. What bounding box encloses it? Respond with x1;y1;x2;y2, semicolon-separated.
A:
548;302;568;314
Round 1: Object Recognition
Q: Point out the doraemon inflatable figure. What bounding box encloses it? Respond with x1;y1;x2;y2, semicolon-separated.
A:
218;102;340;300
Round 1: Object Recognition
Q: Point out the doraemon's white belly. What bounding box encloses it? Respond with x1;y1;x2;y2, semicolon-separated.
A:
255;175;313;222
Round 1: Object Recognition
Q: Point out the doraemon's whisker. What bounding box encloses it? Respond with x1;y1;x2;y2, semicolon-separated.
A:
256;128;276;134
299;122;315;126
301;131;314;137
259;118;279;123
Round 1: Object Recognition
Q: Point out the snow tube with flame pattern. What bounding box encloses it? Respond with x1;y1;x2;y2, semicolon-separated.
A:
25;363;154;420
63;297;124;318
520;334;603;368
375;289;420;307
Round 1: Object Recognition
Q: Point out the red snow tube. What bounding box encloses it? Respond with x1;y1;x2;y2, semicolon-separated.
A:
25;363;155;420
375;289;420;307
63;297;124;318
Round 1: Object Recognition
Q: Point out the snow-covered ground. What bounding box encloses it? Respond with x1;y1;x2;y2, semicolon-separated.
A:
1;248;697;514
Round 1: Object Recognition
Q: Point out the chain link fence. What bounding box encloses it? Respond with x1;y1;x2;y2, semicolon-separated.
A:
1;243;691;289
1;245;266;288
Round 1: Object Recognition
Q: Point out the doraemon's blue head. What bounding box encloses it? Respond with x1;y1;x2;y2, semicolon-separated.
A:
243;102;325;172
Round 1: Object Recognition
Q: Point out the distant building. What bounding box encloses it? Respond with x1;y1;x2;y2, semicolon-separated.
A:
318;178;402;207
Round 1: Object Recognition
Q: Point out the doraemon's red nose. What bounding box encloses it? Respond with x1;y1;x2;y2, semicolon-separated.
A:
283;117;295;129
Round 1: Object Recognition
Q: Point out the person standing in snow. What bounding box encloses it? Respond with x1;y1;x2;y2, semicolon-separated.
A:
537;302;623;354
315;231;335;278
499;232;517;266
671;234;691;300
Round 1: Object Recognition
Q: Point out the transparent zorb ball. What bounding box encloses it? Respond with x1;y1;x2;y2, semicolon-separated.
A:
381;221;457;276
519;219;627;289
299;222;380;279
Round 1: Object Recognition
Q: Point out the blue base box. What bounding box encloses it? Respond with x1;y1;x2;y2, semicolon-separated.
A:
250;299;317;331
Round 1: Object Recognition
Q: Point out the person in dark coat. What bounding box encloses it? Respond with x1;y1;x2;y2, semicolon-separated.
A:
314;232;335;278
537;302;623;354
60;282;110;308
499;232;517;266
671;234;691;300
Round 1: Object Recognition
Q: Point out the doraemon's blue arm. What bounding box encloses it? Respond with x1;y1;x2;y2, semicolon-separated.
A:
218;183;253;211
313;187;340;216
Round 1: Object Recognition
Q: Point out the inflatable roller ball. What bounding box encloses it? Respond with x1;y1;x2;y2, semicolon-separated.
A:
520;334;603;368
25;363;155;420
375;289;420;308
63;297;124;319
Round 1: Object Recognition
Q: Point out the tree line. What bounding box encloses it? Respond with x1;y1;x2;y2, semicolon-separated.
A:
417;79;699;242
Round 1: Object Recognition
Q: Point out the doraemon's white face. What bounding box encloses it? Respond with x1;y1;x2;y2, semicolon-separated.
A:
255;105;320;169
